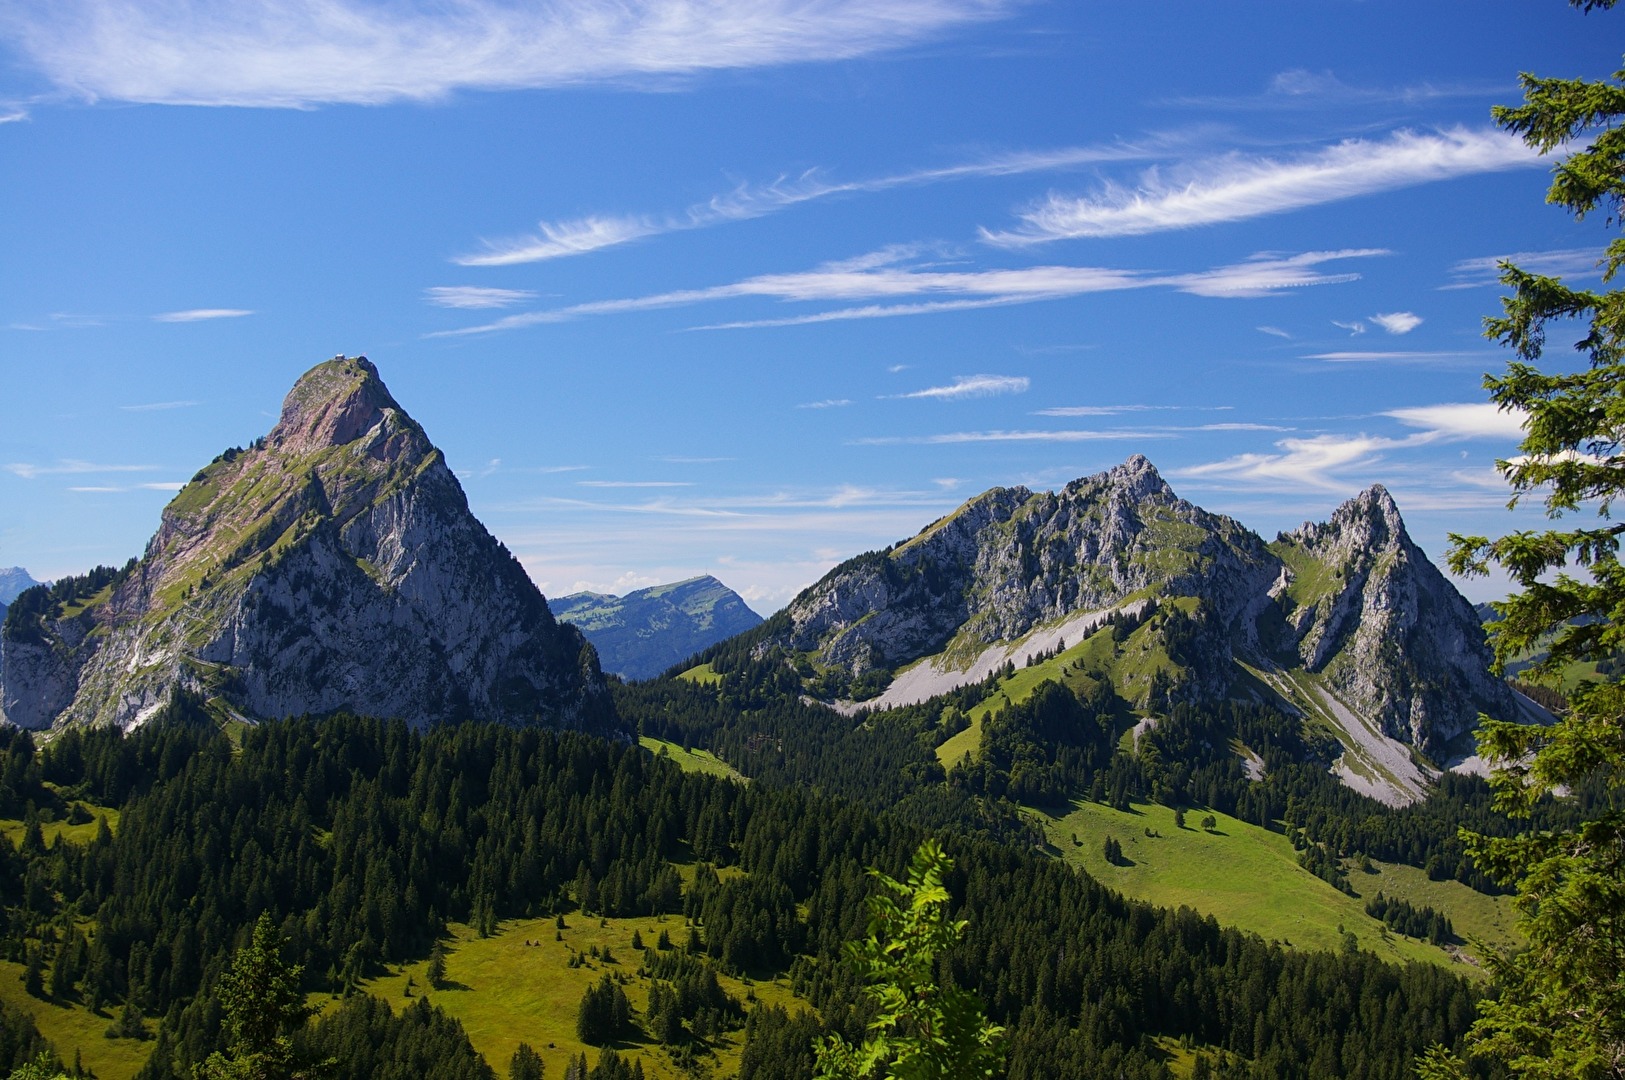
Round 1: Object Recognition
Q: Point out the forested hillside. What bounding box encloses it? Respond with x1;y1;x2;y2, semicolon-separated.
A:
1;709;1490;1079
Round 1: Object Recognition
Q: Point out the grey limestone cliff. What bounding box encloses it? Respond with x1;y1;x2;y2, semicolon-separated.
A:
1269;485;1513;752
0;357;617;735
785;456;1276;691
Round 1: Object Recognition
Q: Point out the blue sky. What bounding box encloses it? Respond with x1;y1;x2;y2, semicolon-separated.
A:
0;1;1612;611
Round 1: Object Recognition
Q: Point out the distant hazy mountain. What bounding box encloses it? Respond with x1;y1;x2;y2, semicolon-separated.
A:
0;357;616;735
551;576;763;680
0;567;40;607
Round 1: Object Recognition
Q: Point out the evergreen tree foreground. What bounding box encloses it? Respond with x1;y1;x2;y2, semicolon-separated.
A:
1426;2;1625;1075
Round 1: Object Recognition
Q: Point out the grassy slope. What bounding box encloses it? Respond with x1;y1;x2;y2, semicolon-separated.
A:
0;805;120;849
1039;799;1490;972
934;623;1129;768
675;664;721;686
1353;859;1521;955
0;960;152;1079
355;915;807;1080
638;737;746;783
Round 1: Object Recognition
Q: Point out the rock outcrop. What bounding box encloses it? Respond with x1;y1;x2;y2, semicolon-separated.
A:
0;357;617;735
550;575;763;681
1270;485;1511;751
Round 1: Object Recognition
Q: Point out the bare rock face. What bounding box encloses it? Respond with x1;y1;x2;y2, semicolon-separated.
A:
1272;485;1513;754
786;456;1278;685
0;357;617;735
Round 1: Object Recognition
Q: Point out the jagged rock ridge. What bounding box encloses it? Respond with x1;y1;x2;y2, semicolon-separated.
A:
550;575;763;681
775;456;1513;767
0;357;617;735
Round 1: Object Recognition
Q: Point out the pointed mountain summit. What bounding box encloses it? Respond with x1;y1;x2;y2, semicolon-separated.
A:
763;457;1515;804
550;575;763;680
0;356;617;735
1268;484;1511;753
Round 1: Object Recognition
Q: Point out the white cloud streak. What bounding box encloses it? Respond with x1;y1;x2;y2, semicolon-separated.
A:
119;400;199;411
798;399;852;409
1176;433;1438;491
152;308;253;322
853;429;1177;445
4;0;1015;108
435;248;1384;336
1176;402;1527;492
578;480;694;488
424;285;536;309
7;460;159;479
1033;404;1233;417
1304;350;1492;364
982;128;1538;244
894;374;1029;400
455;137;1187;265
1384;402;1526;439
1443;247;1605;289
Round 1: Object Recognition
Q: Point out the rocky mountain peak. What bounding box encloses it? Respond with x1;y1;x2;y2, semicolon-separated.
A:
270;355;412;457
1;355;617;736
1282;484;1408;558
1104;453;1169;501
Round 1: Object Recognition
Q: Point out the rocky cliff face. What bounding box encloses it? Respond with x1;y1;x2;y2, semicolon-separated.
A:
785;456;1277;684
774;456;1509;759
0;357;617;735
550;575;763;681
1269;485;1511;751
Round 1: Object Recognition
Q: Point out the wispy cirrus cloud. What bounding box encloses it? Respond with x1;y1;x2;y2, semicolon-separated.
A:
119;400;199;412
455;137;1188;266
798;399;852;409
1175;401;1527;492
1033;404;1233;417
1442;247;1604;289
424;286;536;309
3;0;1015;108
1175;433;1437;491
1166;68;1508;111
1256;325;1291;339
893;374;1029;400
1384;402;1526;439
435;247;1383;336
69;481;186;493
152;308;253;323
578;480;694;488
6;460;159;480
853;429;1176;445
982;128;1537;244
1304;350;1492;364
